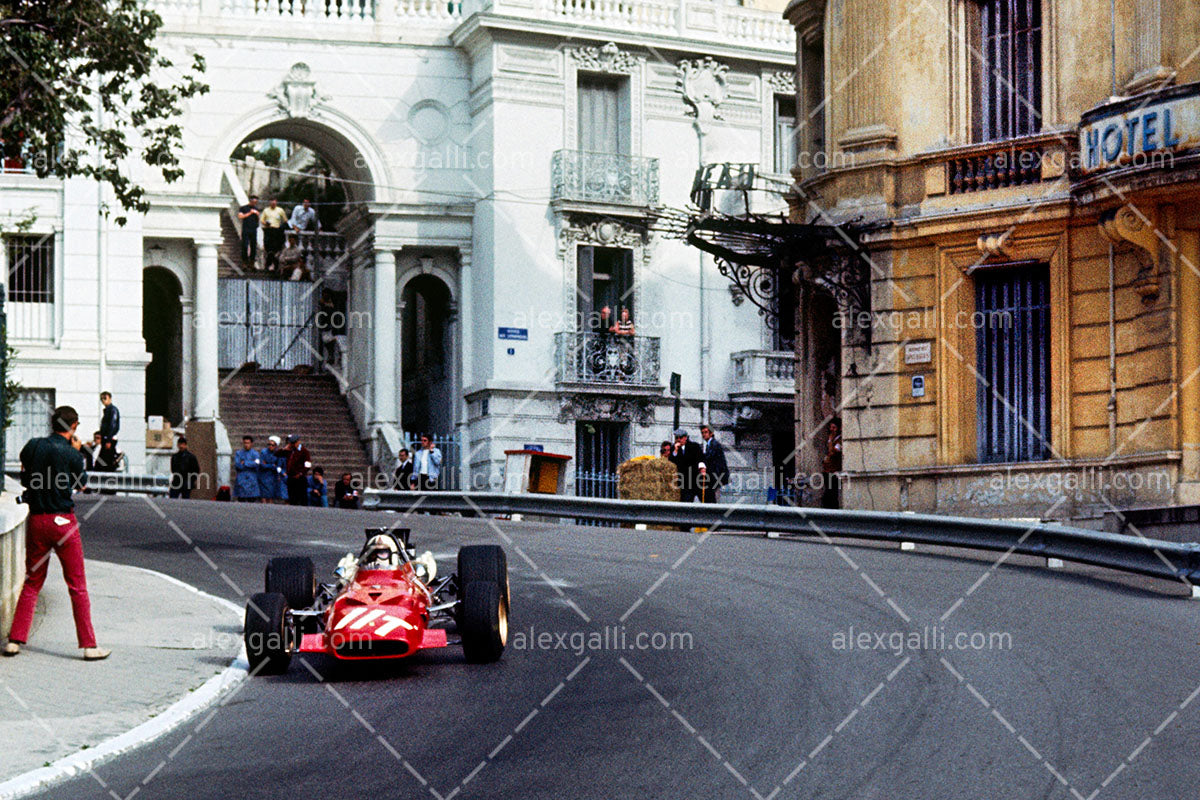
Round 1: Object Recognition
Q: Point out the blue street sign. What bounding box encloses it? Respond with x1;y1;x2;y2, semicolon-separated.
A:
498;327;528;341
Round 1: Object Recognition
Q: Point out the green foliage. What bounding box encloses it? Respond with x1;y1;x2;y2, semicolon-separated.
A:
2;343;19;432
1;0;209;224
257;145;281;167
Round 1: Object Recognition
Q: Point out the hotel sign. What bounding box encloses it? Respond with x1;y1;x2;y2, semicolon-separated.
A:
1079;84;1200;175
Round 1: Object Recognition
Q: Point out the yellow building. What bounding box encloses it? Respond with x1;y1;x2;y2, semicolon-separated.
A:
781;0;1200;521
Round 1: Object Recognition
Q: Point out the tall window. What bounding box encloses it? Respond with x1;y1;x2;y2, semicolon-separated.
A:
577;74;629;155
970;0;1042;141
975;267;1050;463
5;234;55;341
5;388;54;467
773;95;798;175
577;246;634;331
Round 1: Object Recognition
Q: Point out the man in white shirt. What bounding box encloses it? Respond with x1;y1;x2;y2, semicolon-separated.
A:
289;198;319;232
412;435;442;491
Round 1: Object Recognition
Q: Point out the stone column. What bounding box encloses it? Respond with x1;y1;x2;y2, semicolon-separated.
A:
1126;0;1170;94
180;297;195;420
193;242;219;421
372;247;397;426
1178;229;1200;501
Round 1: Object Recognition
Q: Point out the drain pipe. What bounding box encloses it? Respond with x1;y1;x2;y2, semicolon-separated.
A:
1107;243;1117;452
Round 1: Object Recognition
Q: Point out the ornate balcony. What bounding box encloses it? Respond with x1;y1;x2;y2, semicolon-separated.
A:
550;150;659;212
729;350;795;403
555;331;661;390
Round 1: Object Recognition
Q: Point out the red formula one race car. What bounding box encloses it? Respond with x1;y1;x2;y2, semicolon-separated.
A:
244;528;509;674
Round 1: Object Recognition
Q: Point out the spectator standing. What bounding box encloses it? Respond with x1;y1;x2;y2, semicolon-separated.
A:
233;436;262;502
260;198;288;272
412;435;442;491
99;391;119;446
393;448;414;490
821;419;843;509
169;437;201;499
334;473;361;509
289;198;319;232
609;307;635;335
258;436;285;503
283;434;313;506
237;195;261;267
4;406;110;660
698;424;729;503
308;466;329;508
658;441;672;459
668;428;705;503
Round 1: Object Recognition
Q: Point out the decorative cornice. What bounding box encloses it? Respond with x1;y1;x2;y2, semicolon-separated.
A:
568;42;645;75
766;70;795;95
558;217;648;255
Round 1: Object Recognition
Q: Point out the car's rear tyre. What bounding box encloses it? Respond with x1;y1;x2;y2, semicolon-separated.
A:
245;592;293;675
265;556;316;609
458;545;509;606
459;580;507;663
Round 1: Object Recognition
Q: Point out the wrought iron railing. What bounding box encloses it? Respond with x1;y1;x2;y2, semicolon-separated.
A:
550;150;660;207
555;331;660;387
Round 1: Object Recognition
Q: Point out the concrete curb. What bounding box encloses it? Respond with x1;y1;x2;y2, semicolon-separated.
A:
0;565;248;800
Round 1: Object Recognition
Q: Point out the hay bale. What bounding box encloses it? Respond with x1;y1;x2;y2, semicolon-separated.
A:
618;456;678;529
618;455;678;501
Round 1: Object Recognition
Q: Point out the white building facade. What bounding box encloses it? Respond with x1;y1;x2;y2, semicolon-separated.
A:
1;0;798;499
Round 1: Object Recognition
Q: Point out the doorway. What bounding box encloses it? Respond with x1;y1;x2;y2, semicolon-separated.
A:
143;267;184;424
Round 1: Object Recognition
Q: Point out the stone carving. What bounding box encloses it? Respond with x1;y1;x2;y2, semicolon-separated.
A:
1100;204;1162;301
569;42;644;75
268;63;330;119
976;231;1012;259
766;70;795;94
676;57;728;123
558;217;647;255
558;394;657;427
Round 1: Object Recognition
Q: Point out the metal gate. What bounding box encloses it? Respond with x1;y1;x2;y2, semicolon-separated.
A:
575;421;623;526
975;266;1050;463
218;279;319;370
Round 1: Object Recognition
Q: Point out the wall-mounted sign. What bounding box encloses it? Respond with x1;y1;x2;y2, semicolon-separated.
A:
1079;84;1200;175
911;375;925;398
904;341;932;365
498;327;528;341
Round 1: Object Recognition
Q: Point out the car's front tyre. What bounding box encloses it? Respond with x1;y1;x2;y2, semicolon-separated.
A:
460;580;507;663
245;592;293;675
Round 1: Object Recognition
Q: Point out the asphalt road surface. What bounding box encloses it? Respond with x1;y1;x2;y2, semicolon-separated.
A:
34;496;1200;799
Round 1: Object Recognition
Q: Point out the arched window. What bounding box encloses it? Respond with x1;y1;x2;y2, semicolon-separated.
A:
970;0;1042;141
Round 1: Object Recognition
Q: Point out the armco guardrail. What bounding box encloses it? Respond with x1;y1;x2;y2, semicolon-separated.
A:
84;472;172;495
363;490;1200;583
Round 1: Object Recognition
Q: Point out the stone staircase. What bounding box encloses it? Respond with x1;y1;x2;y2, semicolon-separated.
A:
219;212;246;277
219;370;372;484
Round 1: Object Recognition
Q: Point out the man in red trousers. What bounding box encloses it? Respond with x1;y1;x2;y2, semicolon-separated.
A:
4;405;110;660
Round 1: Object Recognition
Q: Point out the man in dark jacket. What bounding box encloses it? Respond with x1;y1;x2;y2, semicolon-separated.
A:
282;434;313;506
99;392;119;446
169;437;201;499
5;406;110;660
698;424;729;503
668;428;705;503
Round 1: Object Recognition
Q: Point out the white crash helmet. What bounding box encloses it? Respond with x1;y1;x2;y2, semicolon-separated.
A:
363;535;400;569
